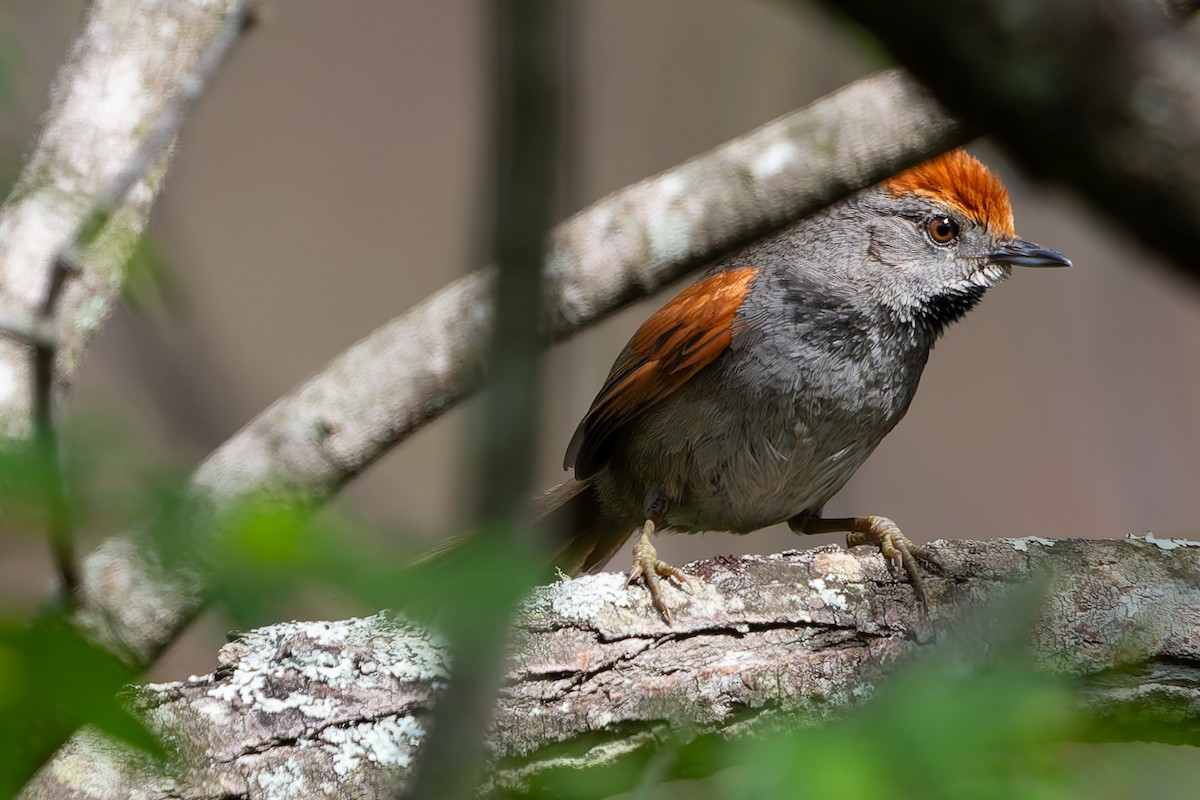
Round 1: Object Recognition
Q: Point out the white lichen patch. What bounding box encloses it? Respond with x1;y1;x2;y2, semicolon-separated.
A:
142;673;211;693
250;758;306;800
489;736;646;793
1131;531;1200;550
191;696;233;726
73;294;110;333
851;681;875;700
525;572;633;621
372;621;450;684
751;138;797;180
147;705;179;731
644;173;693;263
1006;536;1057;552
672;575;726;618
208;614;448;715
317;714;425;778
807;577;848;610
230;688;315;716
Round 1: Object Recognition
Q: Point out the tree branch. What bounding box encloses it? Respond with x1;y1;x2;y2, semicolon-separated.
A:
68;67;970;667
22;536;1200;799
0;0;254;439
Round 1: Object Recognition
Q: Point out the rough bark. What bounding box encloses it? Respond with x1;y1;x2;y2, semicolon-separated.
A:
69;68;970;667
23;536;1200;799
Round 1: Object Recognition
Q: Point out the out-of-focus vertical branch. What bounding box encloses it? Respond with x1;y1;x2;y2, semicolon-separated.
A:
35;255;81;605
0;0;255;619
472;3;562;527
408;2;564;799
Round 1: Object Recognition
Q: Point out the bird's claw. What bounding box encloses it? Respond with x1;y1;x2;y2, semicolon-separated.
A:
847;517;945;614
627;520;689;624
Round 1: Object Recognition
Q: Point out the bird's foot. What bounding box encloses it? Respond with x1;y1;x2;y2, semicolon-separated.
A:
791;513;946;614
626;519;690;624
846;516;947;613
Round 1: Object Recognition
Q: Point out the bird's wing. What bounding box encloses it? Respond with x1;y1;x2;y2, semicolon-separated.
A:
564;266;758;479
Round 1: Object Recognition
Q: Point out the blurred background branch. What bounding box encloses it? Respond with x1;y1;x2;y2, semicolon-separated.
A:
0;0;254;440
820;0;1200;282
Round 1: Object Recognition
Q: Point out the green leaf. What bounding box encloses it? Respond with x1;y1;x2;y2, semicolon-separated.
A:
0;617;161;797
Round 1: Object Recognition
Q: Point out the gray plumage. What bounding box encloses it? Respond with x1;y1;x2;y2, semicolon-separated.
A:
544;151;1069;594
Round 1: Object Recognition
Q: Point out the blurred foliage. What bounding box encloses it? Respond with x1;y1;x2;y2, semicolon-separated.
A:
0;617;157;797
0;413;181;544
140;489;543;636
0;403;545;794
120;230;181;319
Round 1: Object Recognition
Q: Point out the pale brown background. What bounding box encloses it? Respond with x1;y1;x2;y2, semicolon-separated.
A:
1;1;1198;679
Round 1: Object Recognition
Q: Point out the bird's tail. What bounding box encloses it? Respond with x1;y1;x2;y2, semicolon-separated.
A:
414;479;633;578
534;478;633;577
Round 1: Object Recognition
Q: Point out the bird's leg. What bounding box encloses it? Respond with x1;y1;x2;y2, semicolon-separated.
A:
788;514;947;612
627;489;690;623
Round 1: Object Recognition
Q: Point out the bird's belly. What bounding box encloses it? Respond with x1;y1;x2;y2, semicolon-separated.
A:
662;429;872;532
596;345;922;535
602;390;882;533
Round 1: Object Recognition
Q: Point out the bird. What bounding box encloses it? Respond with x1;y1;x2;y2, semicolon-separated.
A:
537;148;1071;622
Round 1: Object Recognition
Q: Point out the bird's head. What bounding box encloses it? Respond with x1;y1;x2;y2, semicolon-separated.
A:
854;149;1070;332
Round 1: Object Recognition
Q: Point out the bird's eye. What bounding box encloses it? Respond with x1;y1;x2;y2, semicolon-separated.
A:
926;215;960;245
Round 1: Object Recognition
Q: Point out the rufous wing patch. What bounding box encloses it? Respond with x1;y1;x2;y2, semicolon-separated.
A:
564;267;758;479
884;149;1016;238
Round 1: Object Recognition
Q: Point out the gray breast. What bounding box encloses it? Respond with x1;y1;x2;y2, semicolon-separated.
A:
597;268;935;534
